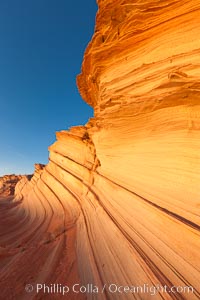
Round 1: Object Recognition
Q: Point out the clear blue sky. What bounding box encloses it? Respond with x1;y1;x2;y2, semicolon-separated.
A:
0;0;97;176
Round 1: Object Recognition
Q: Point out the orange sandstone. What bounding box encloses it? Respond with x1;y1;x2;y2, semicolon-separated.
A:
1;1;200;299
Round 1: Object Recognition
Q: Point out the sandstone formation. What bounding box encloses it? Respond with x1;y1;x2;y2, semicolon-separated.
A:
1;0;200;299
0;174;27;197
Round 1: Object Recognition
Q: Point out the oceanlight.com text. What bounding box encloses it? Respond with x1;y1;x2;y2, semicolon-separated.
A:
25;283;194;296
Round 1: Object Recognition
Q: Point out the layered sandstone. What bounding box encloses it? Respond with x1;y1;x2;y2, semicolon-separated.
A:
1;1;200;299
0;174;27;197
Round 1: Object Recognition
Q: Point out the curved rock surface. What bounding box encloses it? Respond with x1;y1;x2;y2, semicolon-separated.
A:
1;1;200;299
0;174;27;196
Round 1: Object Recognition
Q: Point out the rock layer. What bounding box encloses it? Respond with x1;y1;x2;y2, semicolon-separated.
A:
0;174;27;196
1;1;200;299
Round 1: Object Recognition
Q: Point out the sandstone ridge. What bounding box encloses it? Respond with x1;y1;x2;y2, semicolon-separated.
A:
0;174;29;197
1;1;200;299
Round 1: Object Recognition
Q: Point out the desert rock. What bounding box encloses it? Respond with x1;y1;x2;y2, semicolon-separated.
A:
1;1;200;299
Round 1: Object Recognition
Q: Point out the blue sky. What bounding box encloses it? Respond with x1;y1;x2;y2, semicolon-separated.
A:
0;0;97;176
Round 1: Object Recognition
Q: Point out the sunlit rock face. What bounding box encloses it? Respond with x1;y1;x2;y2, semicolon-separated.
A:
1;0;200;299
0;174;26;196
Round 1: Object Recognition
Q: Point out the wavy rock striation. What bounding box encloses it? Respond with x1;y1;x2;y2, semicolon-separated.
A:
0;174;27;196
1;1;200;299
